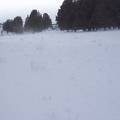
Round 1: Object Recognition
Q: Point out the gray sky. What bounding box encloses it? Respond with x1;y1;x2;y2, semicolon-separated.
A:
0;0;63;23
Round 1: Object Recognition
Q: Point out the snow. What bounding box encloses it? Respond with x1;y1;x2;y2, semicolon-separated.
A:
0;30;120;120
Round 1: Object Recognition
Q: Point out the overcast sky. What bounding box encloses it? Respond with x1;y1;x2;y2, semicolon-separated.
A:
0;0;63;23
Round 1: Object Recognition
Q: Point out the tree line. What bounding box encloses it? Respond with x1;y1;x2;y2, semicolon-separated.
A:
2;0;120;33
56;0;120;31
3;9;52;33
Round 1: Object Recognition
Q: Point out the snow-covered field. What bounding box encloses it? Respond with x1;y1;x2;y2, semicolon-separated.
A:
0;30;120;120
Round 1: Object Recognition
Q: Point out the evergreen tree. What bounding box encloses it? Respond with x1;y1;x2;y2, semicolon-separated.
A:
56;0;75;30
13;16;23;33
56;0;120;31
24;10;52;32
43;13;52;29
3;20;14;33
3;16;23;33
24;15;30;31
25;10;43;31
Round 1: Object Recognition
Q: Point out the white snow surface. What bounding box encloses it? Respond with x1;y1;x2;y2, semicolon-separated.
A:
0;30;120;120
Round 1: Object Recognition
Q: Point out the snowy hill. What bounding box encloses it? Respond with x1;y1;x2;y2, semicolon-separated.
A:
0;30;120;120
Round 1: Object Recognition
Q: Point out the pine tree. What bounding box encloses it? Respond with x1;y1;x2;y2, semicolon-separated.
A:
3;20;14;33
43;13;52;29
56;0;120;31
24;10;52;32
56;0;75;30
13;16;23;33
